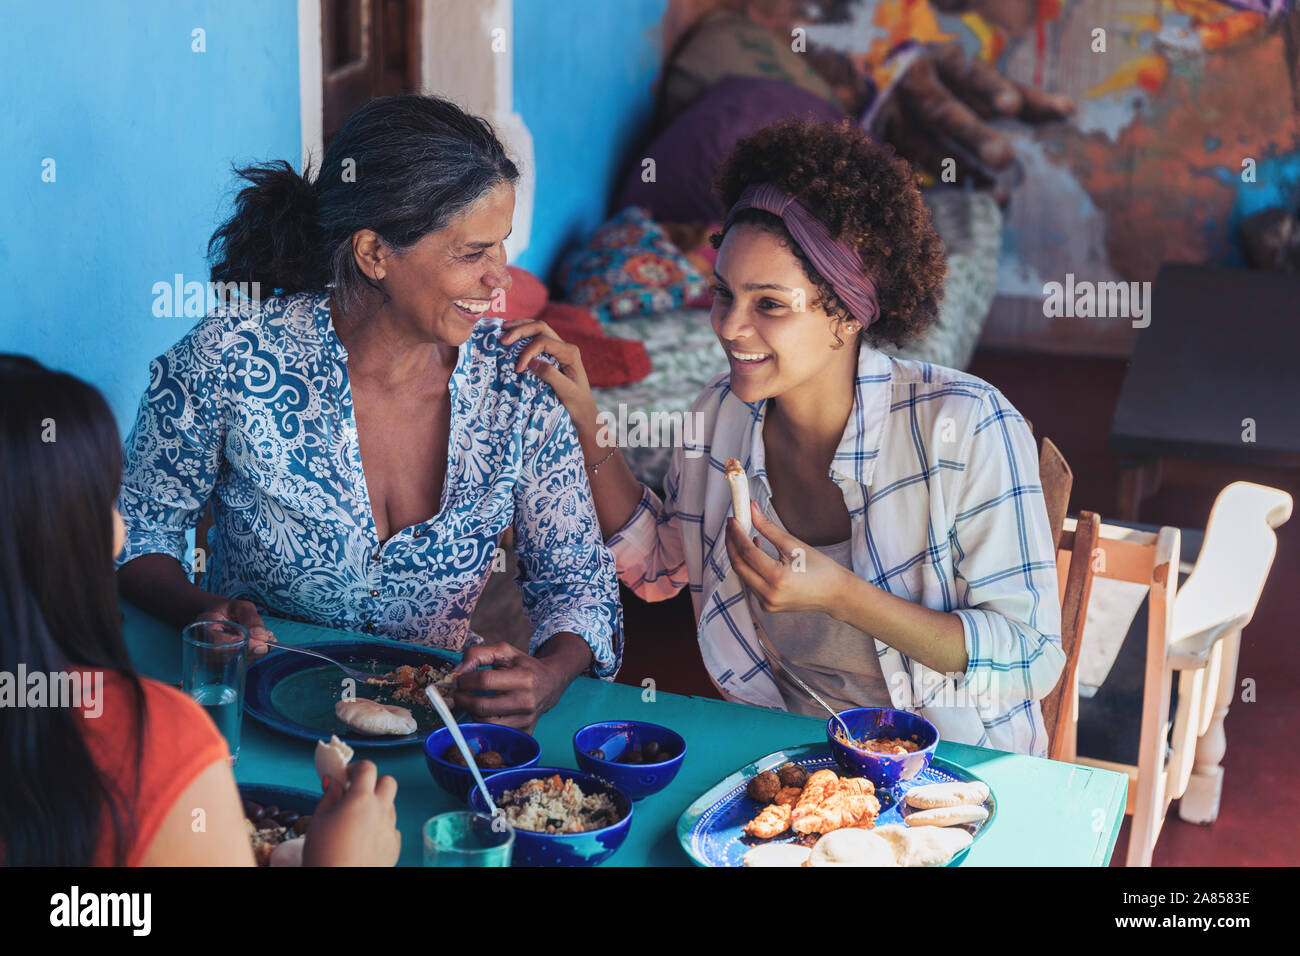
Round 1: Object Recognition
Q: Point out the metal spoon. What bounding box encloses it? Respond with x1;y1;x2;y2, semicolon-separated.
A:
743;594;855;743
423;686;500;818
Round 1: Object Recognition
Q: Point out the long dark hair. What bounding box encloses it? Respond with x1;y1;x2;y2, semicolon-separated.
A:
0;355;144;866
208;94;520;308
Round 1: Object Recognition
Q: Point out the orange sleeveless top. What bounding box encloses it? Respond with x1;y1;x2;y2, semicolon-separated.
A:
80;672;230;866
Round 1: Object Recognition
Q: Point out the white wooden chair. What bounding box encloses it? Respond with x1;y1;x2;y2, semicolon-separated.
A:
1065;481;1291;866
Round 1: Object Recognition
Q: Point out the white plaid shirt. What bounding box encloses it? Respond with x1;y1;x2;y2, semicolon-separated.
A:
607;345;1063;756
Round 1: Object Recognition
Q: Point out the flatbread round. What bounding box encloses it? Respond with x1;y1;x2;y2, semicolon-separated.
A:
904;804;989;828
742;844;812;867
334;698;417;736
807;828;897;867
903;781;990;810
873;824;972;866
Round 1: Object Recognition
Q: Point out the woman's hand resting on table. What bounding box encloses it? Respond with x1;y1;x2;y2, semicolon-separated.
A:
725;501;857;616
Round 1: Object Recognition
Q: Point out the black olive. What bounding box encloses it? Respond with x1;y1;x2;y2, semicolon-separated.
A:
243;800;263;820
263;805;280;819
293;816;311;836
587;748;605;760
278;811;300;827
643;740;661;759
622;750;644;764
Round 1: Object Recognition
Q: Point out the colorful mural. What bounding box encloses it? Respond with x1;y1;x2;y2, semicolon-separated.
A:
666;0;1300;352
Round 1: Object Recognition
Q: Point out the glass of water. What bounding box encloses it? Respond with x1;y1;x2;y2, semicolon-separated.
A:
181;619;249;766
422;811;514;867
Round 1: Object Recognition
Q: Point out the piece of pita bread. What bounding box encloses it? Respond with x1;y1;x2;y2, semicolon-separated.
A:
314;734;354;788
334;697;417;736
903;781;990;810
725;458;752;536
873;824;972;866
904;804;989;828
742;844;812;867
807;828;897;867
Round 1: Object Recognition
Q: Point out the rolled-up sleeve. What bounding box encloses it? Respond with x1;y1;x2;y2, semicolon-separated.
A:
116;317;226;574
605;443;689;603
950;391;1064;703
512;389;624;678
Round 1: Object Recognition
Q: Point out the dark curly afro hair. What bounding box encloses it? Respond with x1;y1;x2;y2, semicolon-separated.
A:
712;119;946;350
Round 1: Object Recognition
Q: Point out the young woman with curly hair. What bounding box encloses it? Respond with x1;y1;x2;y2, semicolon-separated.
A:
506;120;1063;756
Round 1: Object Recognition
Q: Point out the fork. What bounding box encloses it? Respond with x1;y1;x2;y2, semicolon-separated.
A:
264;642;398;684
741;592;855;743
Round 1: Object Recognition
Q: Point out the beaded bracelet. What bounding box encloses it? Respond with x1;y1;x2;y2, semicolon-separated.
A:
586;448;618;475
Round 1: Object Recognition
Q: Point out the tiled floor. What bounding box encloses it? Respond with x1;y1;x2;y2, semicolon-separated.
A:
615;348;1300;866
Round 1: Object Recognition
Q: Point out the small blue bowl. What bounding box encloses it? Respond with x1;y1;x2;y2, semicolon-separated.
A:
468;767;633;867
827;707;938;790
424;724;542;803
572;720;687;800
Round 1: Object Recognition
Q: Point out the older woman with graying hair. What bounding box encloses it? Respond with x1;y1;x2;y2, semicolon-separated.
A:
117;94;622;731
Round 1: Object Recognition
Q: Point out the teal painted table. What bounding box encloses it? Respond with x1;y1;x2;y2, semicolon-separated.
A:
124;604;1127;866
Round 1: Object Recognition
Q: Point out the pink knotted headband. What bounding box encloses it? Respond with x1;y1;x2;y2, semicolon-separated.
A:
723;183;879;328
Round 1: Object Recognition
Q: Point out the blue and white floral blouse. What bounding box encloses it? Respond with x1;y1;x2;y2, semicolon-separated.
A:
116;291;623;677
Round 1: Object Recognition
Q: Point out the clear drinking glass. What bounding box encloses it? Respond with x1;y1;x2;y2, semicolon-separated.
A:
181;619;249;766
422;811;514;867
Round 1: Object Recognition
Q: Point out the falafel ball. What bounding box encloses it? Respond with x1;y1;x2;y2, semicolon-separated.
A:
746;770;781;803
777;762;808;788
478;750;507;769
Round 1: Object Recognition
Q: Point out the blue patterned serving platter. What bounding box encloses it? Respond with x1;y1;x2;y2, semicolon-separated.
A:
677;743;996;867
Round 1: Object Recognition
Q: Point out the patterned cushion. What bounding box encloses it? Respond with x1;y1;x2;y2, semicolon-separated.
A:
558;206;710;322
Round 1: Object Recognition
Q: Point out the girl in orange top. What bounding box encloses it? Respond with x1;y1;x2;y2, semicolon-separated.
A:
0;355;400;866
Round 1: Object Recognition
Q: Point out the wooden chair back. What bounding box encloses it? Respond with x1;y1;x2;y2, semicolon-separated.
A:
1044;511;1100;762
1038;437;1073;552
1023;422;1089;760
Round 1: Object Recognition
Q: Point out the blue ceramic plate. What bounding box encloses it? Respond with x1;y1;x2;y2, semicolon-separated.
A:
244;639;461;748
677;743;996;867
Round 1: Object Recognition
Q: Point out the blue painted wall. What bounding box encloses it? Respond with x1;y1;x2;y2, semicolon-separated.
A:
0;0;302;430
0;0;667;428
512;0;665;280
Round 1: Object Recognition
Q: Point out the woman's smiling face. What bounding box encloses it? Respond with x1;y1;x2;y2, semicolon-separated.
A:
710;223;853;404
370;181;515;346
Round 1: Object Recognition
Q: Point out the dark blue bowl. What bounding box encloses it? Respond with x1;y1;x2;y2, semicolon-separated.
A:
827;707;938;790
572;720;686;800
468;767;633;867
424;724;542;803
